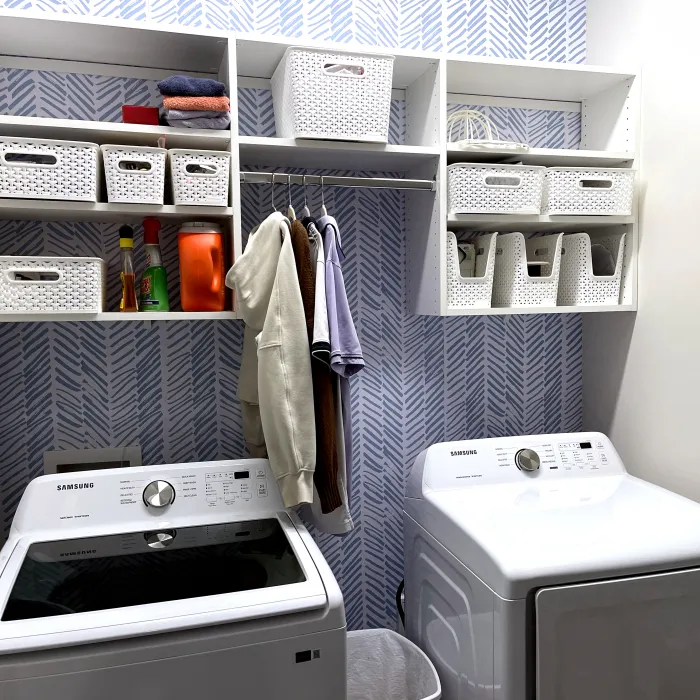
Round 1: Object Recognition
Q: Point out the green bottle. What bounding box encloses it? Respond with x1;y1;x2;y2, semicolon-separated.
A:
140;218;170;311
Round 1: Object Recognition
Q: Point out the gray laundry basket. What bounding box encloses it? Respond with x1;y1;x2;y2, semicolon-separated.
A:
347;629;441;700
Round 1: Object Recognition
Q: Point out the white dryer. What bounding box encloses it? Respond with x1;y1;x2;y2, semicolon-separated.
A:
404;432;700;700
0;459;346;700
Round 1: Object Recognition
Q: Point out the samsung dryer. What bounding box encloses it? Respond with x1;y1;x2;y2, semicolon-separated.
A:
0;459;346;700
404;432;700;700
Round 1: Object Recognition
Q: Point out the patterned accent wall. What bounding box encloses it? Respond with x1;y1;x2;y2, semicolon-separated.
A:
0;1;586;629
0;0;586;62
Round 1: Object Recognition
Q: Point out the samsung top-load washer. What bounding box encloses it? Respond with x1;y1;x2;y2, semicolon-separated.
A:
404;432;700;700
0;459;346;700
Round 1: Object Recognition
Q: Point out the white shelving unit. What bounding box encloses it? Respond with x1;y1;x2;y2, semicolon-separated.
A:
0;11;640;321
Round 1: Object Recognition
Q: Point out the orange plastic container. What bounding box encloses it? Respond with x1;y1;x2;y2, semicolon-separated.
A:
177;222;226;312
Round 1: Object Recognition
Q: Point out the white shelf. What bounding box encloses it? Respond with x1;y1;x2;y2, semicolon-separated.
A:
446;146;635;167
239;136;439;171
0;311;240;323
0;200;234;223
448;214;635;232
0;11;228;73
443;305;636;317
0;116;231;150
445;56;636;101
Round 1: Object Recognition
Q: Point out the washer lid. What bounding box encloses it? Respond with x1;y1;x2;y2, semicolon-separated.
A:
0;513;327;654
411;474;700;600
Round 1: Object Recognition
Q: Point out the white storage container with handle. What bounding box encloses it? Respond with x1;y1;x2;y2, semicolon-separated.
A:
0;137;99;202
446;231;497;309
169;149;231;206
543;167;635;215
448;163;545;215
0;256;106;313
101;145;166;204
271;46;394;142
492;232;563;307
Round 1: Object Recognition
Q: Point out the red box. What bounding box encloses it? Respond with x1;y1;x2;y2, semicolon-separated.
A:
121;105;160;126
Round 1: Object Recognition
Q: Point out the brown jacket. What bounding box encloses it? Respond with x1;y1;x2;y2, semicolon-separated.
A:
290;219;342;513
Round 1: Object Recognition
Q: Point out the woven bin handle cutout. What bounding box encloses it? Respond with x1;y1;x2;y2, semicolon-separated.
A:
184;162;220;177
2;151;59;168
483;174;523;188
323;62;366;77
6;268;63;284
579;178;613;189
117;159;153;173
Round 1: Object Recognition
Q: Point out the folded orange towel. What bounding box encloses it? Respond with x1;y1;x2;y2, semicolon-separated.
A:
163;96;230;112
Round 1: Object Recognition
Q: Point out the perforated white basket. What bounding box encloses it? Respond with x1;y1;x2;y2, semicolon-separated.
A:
448;163;545;215
0;256;106;313
446;231;497;309
492;232;563;307
543;167;635;215
557;232;626;306
102;145;166;204
0;137;99;202
169;149;231;206
271;46;394;142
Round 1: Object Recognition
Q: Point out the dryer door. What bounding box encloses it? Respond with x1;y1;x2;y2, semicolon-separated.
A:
536;567;700;700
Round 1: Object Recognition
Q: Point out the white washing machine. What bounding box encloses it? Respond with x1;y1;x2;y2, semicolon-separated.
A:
0;459;346;699
404;432;700;700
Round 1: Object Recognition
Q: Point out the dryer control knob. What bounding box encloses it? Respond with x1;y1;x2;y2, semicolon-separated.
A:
143;480;175;508
515;448;540;472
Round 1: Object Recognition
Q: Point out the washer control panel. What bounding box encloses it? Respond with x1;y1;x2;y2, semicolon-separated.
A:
414;432;624;495
14;459;282;532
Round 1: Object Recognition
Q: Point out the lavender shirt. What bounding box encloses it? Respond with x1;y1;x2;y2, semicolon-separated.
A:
318;215;365;509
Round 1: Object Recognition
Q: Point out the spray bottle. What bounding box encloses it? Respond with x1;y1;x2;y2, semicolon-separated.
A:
140;218;169;311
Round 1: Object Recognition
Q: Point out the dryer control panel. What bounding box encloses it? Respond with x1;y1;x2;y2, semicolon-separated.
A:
408;432;624;496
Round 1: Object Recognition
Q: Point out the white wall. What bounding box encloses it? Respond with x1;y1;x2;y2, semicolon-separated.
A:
585;1;700;500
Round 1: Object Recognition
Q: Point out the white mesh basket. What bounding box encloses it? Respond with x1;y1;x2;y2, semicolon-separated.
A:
448;163;545;215
102;145;166;204
492;232;563;307
543;168;635;215
0;256;106;313
0;137;99;202
557;232;626;306
169;149;231;206
446;231;497;309
271;47;394;142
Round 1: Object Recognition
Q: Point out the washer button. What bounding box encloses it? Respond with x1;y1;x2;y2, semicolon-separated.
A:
515;449;541;472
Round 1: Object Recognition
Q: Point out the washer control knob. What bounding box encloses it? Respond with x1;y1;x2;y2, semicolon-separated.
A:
515;448;540;472
143;480;175;508
145;530;175;548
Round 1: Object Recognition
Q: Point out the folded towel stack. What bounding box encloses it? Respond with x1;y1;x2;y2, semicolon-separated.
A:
157;76;231;130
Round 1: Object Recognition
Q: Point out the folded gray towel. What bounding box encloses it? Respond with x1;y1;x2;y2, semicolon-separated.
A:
164;109;229;120
158;75;226;97
166;114;231;130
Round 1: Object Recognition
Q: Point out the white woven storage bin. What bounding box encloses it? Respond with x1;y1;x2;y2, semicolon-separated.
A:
492;232;563;307
271;46;394;142
0;137;99;202
557;232;626;306
543;167;635;215
447;163;545;215
169;149;231;206
0;256;106;313
446;231;497;309
101;145;166;204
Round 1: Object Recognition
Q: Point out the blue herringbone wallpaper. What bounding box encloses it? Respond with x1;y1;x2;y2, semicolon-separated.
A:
0;1;585;629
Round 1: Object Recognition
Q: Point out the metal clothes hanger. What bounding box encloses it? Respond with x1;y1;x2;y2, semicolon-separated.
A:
319;175;328;217
286;174;296;221
300;174;311;219
270;172;278;213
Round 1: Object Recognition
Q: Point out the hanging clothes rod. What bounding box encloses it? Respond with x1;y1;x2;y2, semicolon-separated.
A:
239;172;436;192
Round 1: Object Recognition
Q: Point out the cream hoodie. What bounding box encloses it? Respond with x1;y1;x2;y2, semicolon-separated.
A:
226;212;316;507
